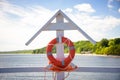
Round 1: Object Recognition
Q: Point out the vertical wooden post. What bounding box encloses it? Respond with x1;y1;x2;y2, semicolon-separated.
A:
56;13;64;80
56;30;64;80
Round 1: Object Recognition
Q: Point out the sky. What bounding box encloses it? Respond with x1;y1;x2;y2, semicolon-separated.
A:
0;0;120;51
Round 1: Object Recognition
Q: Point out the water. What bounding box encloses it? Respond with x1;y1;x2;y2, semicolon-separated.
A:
0;54;120;80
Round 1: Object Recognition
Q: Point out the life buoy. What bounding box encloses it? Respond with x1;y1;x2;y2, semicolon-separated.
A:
46;37;75;68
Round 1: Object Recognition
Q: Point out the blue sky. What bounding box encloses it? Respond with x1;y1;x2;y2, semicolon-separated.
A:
0;0;120;51
7;0;120;17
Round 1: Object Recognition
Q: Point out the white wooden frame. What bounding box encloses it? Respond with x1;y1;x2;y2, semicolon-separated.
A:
25;10;96;46
25;10;96;80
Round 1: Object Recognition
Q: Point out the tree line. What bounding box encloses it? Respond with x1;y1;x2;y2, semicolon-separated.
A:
32;38;120;56
93;38;120;55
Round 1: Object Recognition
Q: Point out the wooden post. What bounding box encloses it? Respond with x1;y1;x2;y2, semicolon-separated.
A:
56;30;64;80
56;13;64;80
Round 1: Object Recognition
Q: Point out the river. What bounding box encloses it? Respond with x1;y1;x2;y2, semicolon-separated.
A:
0;54;120;80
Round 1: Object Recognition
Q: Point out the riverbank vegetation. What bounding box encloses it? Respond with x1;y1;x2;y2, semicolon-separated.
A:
93;38;120;55
0;38;120;56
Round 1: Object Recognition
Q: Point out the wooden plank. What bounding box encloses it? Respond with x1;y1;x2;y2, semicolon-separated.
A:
75;67;120;73
0;67;120;73
56;13;65;80
0;67;46;73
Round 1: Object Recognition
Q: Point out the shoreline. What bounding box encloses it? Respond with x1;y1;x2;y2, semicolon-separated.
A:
0;53;120;58
75;53;120;58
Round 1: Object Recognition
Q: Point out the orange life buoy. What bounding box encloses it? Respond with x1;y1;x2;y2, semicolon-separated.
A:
46;37;75;69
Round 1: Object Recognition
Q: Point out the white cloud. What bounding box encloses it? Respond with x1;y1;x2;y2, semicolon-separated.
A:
0;1;55;51
0;1;120;51
74;4;95;13
0;0;27;17
107;0;114;9
64;8;73;13
118;8;120;13
65;11;120;41
20;6;53;27
108;0;120;11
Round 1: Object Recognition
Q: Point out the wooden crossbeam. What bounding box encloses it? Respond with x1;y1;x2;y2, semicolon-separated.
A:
0;67;120;73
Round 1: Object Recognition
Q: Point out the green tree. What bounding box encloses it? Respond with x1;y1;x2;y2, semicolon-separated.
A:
93;38;120;55
114;38;120;45
32;50;36;54
74;41;94;53
99;38;108;47
108;39;114;46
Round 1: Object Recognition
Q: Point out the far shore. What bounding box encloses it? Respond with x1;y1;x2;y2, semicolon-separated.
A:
75;53;120;58
0;53;120;58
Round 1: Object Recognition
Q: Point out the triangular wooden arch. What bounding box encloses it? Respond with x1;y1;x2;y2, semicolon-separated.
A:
26;10;96;45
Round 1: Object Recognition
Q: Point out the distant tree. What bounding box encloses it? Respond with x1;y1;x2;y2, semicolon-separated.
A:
114;38;120;45
108;38;120;46
108;39;114;46
37;49;40;54
93;38;120;55
31;38;120;55
32;50;36;54
73;41;94;53
99;38;108;47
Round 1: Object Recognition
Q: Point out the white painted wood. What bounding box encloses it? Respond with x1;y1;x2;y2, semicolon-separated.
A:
56;12;64;80
43;23;77;30
59;10;96;44
25;29;43;46
56;30;64;61
25;10;61;45
56;30;64;80
25;10;96;45
25;10;97;80
1;67;120;73
76;27;96;44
